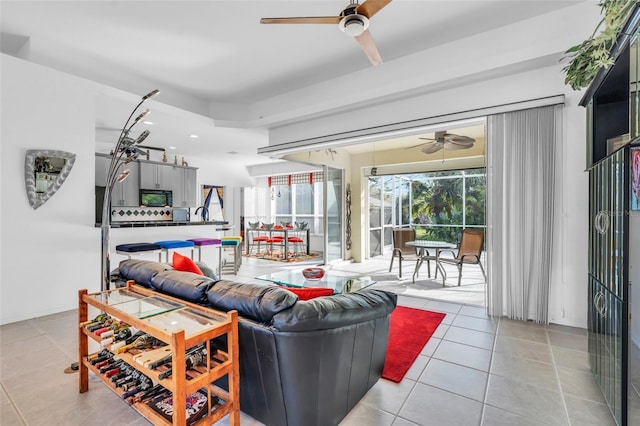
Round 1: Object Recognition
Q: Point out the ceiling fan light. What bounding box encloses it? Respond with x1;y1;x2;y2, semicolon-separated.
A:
339;14;369;37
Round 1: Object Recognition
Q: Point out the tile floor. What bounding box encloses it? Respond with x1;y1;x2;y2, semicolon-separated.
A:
1;255;637;425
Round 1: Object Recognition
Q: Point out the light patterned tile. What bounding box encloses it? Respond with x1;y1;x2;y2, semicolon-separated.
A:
557;366;607;403
481;405;547;426
547;330;587;352
340;403;395;426
551;346;590;373
420;337;441;357
564;394;616;426
404;355;429;381
459;305;489;319
452;315;498;334
490;352;558;392
418;359;488;401
399;383;483;426
359;376;416;415
444;326;495;350
485;375;568;426
498;320;548;343
433;340;492;372
494;336;553;364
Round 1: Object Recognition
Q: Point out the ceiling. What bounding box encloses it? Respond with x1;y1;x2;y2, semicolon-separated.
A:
1;0;587;168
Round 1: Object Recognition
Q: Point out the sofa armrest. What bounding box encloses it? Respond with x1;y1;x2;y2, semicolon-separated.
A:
272;289;397;332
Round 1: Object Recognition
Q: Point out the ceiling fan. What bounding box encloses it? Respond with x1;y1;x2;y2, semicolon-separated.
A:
411;131;476;155
260;0;392;66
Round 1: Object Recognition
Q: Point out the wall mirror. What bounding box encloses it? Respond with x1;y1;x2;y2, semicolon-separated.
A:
25;149;76;210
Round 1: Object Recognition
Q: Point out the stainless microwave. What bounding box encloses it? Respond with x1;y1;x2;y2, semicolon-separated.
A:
140;189;172;207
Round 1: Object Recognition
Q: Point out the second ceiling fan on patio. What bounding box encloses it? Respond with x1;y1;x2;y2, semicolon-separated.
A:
260;0;392;66
411;131;476;155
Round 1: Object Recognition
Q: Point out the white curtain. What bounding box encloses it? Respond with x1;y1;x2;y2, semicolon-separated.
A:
486;105;561;323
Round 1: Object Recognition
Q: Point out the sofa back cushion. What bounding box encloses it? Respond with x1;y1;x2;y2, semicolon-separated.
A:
151;270;216;304
207;281;297;323
272;289;397;332
118;259;173;288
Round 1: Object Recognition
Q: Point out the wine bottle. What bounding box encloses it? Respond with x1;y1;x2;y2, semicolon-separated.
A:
99;321;129;339
101;325;136;347
110;330;145;351
158;348;206;379
87;317;112;333
115;334;155;354
148;343;204;370
94;319;125;337
80;312;109;327
132;383;165;403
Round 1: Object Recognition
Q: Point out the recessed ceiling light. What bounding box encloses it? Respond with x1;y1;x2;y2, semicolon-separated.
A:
143;121;153;125
169;146;176;150
188;134;199;139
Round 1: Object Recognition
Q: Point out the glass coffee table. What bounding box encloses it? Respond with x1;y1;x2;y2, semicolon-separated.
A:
256;269;376;294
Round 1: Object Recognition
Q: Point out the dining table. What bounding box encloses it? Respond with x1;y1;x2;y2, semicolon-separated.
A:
406;240;457;285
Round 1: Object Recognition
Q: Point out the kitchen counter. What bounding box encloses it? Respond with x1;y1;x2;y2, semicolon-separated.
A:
96;221;230;229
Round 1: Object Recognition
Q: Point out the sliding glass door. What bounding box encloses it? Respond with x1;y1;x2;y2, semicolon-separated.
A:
324;166;343;264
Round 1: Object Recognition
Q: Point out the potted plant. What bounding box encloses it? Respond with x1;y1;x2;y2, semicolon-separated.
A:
563;0;636;90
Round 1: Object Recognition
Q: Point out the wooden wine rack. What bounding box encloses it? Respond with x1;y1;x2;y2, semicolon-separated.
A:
78;281;240;425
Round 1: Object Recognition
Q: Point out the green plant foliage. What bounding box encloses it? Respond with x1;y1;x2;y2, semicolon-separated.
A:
562;0;635;90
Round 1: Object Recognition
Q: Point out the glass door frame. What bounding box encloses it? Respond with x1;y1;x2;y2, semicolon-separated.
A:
323;165;344;265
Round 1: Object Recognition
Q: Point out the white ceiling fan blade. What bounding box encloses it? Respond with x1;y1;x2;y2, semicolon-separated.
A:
444;134;475;144
354;29;382;65
421;142;444;154
444;141;473;151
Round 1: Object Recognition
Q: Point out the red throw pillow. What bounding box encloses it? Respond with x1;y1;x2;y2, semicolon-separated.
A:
172;252;203;275
278;286;334;300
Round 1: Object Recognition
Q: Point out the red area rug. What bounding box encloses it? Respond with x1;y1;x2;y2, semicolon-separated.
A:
382;306;446;383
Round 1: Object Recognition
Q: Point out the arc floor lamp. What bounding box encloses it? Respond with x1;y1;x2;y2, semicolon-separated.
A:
101;89;159;291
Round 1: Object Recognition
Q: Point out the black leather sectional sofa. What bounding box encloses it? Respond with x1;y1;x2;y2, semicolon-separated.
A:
114;259;397;426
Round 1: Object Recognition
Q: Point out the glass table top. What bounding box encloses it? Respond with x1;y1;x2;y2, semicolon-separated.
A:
90;289;185;319
256;269;376;294
143;308;226;338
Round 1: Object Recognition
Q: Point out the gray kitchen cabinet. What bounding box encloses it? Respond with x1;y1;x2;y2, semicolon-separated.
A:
95;153;139;206
111;162;139;206
139;160;173;190
95;153;110;187
172;166;198;207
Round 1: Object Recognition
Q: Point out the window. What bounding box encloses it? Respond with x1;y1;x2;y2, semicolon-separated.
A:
368;168;486;255
273;182;323;233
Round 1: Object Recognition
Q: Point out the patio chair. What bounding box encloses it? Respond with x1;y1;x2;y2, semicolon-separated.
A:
388;228;429;278
437;228;486;286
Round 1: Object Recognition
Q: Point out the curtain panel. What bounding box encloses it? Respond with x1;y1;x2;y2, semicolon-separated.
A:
486;105;561;323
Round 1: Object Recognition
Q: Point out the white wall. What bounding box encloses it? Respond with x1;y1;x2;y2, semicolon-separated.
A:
1;54;101;324
0;54;259;324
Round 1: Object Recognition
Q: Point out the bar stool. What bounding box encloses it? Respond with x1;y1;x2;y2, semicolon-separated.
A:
154;240;195;263
115;242;163;262
187;238;223;275
221;236;243;275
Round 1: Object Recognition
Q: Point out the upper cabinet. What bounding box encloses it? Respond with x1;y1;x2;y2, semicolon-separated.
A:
95;154;198;208
139;161;173;190
172;166;198;207
581;5;640;167
95;153;139;206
